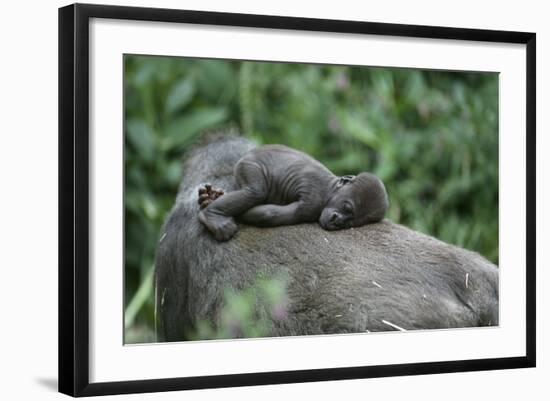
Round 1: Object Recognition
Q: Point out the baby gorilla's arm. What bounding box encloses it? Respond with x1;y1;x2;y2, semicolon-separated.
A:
239;202;302;227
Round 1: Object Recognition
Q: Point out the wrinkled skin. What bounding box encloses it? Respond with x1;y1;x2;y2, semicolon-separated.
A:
198;144;389;241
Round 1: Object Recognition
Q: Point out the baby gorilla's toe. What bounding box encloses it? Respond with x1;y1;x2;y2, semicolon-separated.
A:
200;199;213;209
198;193;211;208
197;184;225;209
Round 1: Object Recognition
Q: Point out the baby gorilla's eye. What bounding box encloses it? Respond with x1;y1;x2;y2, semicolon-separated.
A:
342;202;354;215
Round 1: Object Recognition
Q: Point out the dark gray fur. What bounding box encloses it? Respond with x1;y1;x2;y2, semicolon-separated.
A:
198;143;389;241
155;135;499;341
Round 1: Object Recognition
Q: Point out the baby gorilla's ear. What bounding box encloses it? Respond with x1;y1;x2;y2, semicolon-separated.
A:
337;175;356;187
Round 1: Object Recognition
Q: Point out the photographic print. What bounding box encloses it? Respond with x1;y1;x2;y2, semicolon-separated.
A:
59;4;535;395
123;55;499;344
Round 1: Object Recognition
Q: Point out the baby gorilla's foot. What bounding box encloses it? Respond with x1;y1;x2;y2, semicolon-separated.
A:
198;210;238;241
198;184;225;209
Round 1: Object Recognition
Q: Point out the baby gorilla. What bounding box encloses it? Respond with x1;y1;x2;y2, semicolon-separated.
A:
198;144;389;241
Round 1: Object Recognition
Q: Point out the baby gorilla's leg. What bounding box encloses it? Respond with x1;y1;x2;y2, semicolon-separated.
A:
198;188;264;241
239;202;302;227
198;158;267;241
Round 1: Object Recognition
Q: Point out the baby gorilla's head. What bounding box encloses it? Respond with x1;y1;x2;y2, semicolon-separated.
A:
319;172;389;231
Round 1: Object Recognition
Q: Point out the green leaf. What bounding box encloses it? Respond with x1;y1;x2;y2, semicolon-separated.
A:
124;265;154;331
161;107;228;151
142;196;158;220
340;111;381;148
195;60;236;102
165;79;195;115
126;119;155;162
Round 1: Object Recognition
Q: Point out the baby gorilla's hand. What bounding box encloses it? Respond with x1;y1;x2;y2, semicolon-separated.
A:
198;184;225;209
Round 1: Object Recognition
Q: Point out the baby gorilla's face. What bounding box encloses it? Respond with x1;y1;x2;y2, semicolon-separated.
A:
319;173;388;231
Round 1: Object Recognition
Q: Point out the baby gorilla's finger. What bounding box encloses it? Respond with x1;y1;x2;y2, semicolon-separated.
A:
198;187;207;195
211;191;224;200
200;199;212;209
198;194;210;204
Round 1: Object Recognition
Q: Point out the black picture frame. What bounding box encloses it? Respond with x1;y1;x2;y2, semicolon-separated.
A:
58;3;536;397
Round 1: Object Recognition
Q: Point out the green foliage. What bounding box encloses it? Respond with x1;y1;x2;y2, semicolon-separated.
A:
124;55;499;343
188;275;288;341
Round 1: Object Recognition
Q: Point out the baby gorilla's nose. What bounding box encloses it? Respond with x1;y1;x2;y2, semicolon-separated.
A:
319;208;345;231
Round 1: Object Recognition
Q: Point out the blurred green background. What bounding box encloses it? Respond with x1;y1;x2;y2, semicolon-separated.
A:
124;55;498;343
